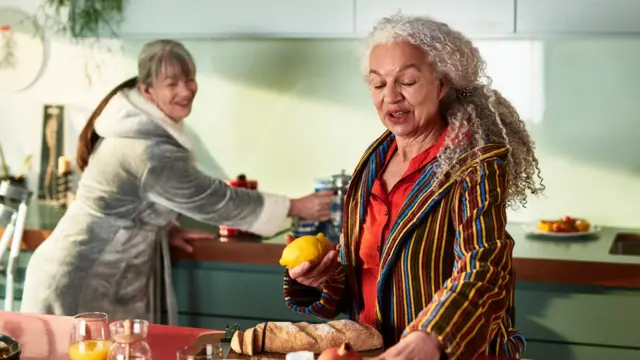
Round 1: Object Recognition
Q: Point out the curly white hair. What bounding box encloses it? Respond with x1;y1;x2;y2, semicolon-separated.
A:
362;13;544;208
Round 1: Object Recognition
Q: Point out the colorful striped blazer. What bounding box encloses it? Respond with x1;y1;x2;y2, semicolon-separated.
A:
283;131;525;359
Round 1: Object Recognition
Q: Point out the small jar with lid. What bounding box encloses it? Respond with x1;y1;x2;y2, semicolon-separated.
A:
107;319;152;360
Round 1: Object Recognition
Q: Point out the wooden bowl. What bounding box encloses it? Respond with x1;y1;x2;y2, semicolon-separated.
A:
0;333;20;360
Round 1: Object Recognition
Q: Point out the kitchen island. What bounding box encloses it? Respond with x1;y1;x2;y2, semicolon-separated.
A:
0;311;518;359
1;202;640;359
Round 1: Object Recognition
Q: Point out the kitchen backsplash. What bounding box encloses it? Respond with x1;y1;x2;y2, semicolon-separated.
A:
1;36;638;227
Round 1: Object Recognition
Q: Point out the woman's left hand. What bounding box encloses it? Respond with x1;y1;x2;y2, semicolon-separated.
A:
372;331;443;360
169;226;214;253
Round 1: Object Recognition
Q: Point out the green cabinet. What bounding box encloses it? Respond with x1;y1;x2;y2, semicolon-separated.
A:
172;260;339;329
516;282;640;347
0;251;29;311
515;282;640;359
523;340;639;360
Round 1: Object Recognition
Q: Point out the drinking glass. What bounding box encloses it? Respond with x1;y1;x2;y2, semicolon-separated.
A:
68;312;111;360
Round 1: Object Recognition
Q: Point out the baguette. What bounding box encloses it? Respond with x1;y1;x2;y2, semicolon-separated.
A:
230;319;383;355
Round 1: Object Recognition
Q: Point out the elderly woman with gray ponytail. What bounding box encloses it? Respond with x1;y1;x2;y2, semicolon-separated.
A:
283;14;544;360
21;39;333;323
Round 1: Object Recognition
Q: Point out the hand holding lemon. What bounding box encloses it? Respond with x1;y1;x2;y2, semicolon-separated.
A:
280;233;341;289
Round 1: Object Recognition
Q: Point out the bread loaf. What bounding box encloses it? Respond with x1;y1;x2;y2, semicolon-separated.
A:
230;319;383;355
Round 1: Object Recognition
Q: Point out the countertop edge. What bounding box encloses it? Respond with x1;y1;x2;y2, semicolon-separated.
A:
6;227;640;289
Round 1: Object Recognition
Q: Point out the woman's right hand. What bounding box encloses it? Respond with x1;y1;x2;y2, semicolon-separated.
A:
289;190;334;221
285;234;340;289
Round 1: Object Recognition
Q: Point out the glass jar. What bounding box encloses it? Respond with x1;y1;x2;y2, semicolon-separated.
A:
176;343;222;359
107;319;152;360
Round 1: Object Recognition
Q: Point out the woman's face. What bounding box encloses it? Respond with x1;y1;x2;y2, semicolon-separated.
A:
368;41;446;138
140;64;198;122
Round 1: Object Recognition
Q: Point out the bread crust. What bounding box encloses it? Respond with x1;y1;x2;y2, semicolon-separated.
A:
230;319;383;355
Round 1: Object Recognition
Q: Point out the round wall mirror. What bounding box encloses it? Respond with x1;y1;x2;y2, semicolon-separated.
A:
0;6;45;92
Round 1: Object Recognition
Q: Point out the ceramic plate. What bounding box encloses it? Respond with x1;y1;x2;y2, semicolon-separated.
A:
522;224;601;238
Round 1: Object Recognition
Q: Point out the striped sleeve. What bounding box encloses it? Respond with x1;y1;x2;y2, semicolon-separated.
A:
283;265;348;320
402;159;517;359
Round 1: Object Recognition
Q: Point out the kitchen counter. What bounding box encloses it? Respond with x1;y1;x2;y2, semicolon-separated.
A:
172;222;640;289
2;201;640;288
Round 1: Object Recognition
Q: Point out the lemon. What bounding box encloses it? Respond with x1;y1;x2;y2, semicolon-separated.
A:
279;233;334;268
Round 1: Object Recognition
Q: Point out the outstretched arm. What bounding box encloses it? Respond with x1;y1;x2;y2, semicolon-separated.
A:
141;143;289;237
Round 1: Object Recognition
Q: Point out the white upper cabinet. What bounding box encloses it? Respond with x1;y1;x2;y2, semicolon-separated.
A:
354;0;515;37
110;0;640;39
516;0;640;35
116;0;355;38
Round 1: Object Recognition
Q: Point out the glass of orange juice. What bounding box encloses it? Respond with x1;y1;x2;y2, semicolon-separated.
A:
69;312;111;360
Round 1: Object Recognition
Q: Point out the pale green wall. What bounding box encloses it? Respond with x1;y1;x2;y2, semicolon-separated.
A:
1;37;639;227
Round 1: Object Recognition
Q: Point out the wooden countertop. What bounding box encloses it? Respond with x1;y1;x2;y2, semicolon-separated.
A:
189;332;518;360
170;224;640;289
2;201;640;289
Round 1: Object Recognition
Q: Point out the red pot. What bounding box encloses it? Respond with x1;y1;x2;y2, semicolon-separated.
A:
219;174;258;237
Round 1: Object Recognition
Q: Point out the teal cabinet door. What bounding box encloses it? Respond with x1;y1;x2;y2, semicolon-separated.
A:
524;340;640;360
172;260;346;329
0;251;31;310
516;282;640;349
0;298;21;311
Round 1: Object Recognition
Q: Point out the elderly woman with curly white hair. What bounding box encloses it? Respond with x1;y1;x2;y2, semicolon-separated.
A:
282;13;544;360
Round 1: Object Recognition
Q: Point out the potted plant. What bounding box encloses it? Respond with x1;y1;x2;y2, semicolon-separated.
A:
0;143;31;187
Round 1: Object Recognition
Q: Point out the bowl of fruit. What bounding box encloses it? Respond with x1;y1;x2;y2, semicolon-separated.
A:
526;216;599;238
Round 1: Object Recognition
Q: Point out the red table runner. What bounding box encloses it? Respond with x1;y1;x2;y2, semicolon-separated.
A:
0;311;207;360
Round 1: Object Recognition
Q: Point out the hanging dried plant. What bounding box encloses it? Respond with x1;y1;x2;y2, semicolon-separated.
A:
0;25;17;70
35;0;126;84
39;0;124;38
